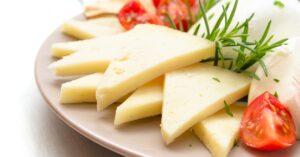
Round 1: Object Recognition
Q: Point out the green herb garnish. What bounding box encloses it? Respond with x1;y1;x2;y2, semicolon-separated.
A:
274;78;280;83
212;77;221;82
167;0;288;75
274;91;279;98
224;101;234;117
208;13;216;20
274;0;285;9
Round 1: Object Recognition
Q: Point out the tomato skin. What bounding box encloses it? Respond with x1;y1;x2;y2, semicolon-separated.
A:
152;0;196;8
240;92;296;151
118;0;162;30
153;0;161;7
119;0;199;31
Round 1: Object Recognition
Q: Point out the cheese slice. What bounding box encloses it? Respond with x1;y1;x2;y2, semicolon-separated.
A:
114;77;163;125
161;64;250;144
60;73;128;103
84;0;124;18
51;23;214;73
96;24;215;111
49;49;114;76
84;0;156;19
60;73;104;103
62;16;124;40
193;103;245;157
52;38;104;58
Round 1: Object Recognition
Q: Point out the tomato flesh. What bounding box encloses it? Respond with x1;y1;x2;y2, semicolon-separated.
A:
118;0;200;31
240;92;296;151
155;0;199;31
118;0;162;30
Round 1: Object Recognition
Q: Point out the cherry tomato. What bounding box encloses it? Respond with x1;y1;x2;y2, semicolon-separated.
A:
153;0;196;8
240;92;296;151
118;0;162;30
154;0;199;31
153;0;161;7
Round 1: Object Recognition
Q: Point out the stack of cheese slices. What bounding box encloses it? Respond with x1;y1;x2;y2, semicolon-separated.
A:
48;0;300;156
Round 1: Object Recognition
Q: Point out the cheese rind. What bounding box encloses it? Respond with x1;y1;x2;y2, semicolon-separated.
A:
193;104;245;157
60;73;104;103
161;64;250;144
62;16;124;39
114;77;163;125
96;24;215;111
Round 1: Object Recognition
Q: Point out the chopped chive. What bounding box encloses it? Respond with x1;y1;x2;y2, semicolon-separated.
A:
274;91;279;98
208;13;215;20
274;0;285;9
212;77;221;82
193;24;201;35
224;101;234;117
273;78;280;83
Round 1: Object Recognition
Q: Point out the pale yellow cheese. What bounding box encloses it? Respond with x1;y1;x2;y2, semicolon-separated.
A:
85;0;124;18
161;64;250;144
84;0;156;19
62;16;124;40
60;73;104;103
96;24;215;111
194;104;245;157
60;73;128;103
49;49;113;76
52;38;104;58
51;23;212;75
114;77;163;125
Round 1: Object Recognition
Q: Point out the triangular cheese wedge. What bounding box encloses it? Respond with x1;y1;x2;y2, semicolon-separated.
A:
52;38;104;58
193;103;245;157
96;24;215;111
60;73;128;103
161;64;250;144
114;77;163;125
62;16;124;40
60;73;104;103
49;49;114;76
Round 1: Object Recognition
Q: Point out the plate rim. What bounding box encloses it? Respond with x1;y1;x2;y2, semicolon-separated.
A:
34;25;140;157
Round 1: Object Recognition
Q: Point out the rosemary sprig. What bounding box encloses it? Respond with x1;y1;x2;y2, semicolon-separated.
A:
167;0;287;75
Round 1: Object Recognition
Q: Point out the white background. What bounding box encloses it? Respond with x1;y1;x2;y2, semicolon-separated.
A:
0;0;120;156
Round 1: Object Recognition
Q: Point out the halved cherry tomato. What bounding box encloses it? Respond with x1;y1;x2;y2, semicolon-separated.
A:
240;92;296;151
118;0;162;30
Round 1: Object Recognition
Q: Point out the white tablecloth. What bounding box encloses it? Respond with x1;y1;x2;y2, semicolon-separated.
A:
0;0;121;156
